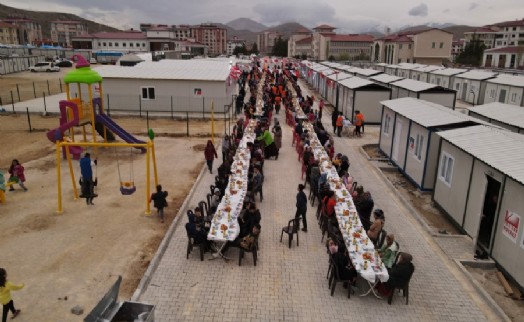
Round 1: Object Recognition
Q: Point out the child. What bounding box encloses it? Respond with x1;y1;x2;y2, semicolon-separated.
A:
150;185;168;223
0;268;24;322
7;160;27;191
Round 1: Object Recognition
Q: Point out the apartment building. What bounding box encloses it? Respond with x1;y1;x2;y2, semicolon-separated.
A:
51;21;88;47
257;30;281;55
287;28;312;57
2;18;42;45
0;21;19;45
451;39;464;61
327;34;374;60
227;37;245;55
463;27;498;49
190;23;227;56
312;24;336;61
72;31;148;52
464;19;524;50
372;28;453;65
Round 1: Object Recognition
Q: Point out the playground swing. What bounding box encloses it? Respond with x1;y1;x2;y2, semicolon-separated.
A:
116;147;136;195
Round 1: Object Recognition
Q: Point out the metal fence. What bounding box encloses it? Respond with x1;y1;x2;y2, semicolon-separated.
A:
0;78;65;107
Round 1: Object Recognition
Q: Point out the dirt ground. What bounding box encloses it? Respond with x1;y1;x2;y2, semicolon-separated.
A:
0;68;71;105
0;113;218;321
362;144;387;159
466;267;524;321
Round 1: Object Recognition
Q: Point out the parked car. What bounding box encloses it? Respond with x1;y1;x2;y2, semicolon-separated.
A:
90;58;97;64
55;60;73;67
29;62;60;72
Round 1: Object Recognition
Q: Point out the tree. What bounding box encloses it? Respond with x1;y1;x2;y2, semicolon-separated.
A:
328;55;336;61
250;42;259;55
233;43;247;57
338;53;350;61
271;36;288;57
456;34;486;66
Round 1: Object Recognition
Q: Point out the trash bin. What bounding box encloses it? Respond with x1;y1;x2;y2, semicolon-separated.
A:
84;276;155;322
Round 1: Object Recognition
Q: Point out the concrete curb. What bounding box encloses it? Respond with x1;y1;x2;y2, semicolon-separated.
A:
454;259;512;322
131;160;208;301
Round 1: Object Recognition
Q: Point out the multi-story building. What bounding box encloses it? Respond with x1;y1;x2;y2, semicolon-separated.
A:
492;19;524;48
463;27;498;49
371;28;453;65
2;18;42;45
190;23;227;56
482;46;524;69
72;30;148;52
257;30;281;55
312;24;336;61
327;34;374;60
51;21;88;47
451;39;464;61
287;28;312;57
227;37;245;55
0;21;19;45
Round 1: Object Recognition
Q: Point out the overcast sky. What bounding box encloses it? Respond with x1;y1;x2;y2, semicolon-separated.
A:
3;0;523;33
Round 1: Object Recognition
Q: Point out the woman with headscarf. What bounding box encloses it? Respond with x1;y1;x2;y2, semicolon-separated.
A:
204;140;218;174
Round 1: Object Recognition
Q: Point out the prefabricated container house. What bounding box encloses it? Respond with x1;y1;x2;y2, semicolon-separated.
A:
325;72;352;106
385;64;400;75
336;77;391;124
390;78;457;108
428;68;467;89
482;75;524;106
369;74;404;88
316;69;337;98
453;70;497;105
374;62;388;72
94;59;234;113
379;97;485;190
396;63;427;79
410;65;444;83
468;102;524;133
434;125;524;289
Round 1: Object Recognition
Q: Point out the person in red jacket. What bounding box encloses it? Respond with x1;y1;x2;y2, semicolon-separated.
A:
204;140;218;174
7;160;27;191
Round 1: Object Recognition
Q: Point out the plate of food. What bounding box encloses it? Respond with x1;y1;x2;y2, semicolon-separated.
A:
343;209;350;216
352;232;361;238
362;252;372;261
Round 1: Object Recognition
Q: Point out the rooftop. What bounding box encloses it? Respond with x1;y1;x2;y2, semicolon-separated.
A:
329;34;374;42
369;73;403;84
468;102;524;130
73;31;147;40
438;125;524;185
326;72;352;81
381;97;483;128
0;22;15;28
454;70;497;80
313;24;336;30
295;36;313;45
487;74;524;87
390;78;449;92
430;68;468;76
339;76;387;90
95;59;232;81
493;18;524;28
485;46;523;54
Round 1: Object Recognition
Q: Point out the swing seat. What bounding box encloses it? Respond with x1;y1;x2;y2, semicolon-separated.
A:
120;181;136;195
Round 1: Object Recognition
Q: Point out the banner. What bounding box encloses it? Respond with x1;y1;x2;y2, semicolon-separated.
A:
503;210;520;243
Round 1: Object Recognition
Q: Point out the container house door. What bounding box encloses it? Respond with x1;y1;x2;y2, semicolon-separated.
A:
498;89;507;103
477;175;501;252
392;119;402;161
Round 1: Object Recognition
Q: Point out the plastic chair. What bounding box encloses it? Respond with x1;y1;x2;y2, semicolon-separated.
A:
239;235;259;266
209;184;216;196
198;200;209;217
186;231;205;261
280;217;300;248
328;253;352;298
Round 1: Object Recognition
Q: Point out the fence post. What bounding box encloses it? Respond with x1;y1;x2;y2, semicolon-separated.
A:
202;97;205;120
16;84;21;102
47;80;50;95
146;111;149;130
43;92;47;115
186;111;189;136
10;91;15;113
139;95;142;117
106;94;110;116
170;95;173;120
59;78;63;92
26;107;32;132
33;81;36;98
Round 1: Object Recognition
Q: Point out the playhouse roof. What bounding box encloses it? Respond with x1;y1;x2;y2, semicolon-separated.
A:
64;66;103;84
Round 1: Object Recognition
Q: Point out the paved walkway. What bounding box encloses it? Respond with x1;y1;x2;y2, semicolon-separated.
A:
136;79;495;321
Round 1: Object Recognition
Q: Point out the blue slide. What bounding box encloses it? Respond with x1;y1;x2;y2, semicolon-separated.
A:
95;113;146;152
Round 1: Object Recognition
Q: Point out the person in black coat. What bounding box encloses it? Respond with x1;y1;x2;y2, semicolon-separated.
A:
185;211;207;245
239;203;261;238
356;192;374;231
332;249;357;282
295;184;308;232
150;184;168;223
385;252;415;292
331;111;339;134
337;156;350;177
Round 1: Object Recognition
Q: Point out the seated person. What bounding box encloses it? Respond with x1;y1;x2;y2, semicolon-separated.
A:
367;208;385;245
379;234;399;269
222;223;261;255
330;244;357;285
210;188;221;214
381;252;414;296
239;203;261;237
185;211;208;245
194;207;205;226
356;192;374;231
338;156;350;177
322;191;337;219
332;153;343;169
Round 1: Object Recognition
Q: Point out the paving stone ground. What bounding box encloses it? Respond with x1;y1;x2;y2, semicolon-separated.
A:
137;79;496;321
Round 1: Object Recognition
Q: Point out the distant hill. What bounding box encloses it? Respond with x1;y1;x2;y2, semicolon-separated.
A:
226;18;267;33
0;3;120;40
396;23;477;40
265;22;310;39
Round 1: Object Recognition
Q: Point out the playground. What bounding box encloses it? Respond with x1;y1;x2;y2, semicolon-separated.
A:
0;58;217;321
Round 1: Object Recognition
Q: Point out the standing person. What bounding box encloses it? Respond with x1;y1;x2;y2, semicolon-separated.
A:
272;125;283;153
336;114;344;137
204;140;218;174
7;160;27;192
0;268;23;322
296;184;308;232
222;135;231;162
80;153;96;205
150;184;168;223
319;99;324;119
331;111;339;134
354;110;365;137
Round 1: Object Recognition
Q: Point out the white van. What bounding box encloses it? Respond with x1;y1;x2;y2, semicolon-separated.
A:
29;62;60;72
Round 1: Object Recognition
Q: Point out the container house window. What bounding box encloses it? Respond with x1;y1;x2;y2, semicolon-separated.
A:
414;134;424;160
141;87;156;100
383;114;391;135
511;93;518;102
439;42;444;48
439;152;454;186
